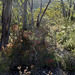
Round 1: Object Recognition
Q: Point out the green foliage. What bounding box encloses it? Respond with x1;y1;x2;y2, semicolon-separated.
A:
35;45;56;68
58;33;70;44
0;52;9;74
64;54;75;71
34;1;63;26
63;38;75;51
8;31;33;66
0;26;57;74
0;1;2;26
0;0;75;74
41;15;50;26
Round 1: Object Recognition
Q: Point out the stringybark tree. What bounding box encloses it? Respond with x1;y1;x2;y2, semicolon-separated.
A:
1;0;12;47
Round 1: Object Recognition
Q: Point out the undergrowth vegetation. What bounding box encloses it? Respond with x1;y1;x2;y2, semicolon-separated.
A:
0;26;56;74
0;0;75;74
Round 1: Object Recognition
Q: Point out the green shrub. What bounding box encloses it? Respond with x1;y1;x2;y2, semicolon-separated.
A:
5;29;56;69
64;55;75;72
8;31;33;66
0;52;9;74
35;45;56;68
63;38;75;51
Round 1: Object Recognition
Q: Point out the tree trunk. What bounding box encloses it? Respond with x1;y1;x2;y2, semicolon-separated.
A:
1;0;12;47
61;0;67;17
74;2;75;10
36;0;42;28
31;0;34;26
23;0;28;30
36;0;51;27
28;0;34;28
68;0;72;17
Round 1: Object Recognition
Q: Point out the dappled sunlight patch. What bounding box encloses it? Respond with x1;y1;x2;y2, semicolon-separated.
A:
6;43;13;48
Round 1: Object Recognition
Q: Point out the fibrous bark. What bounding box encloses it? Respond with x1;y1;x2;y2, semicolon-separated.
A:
1;0;12;47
